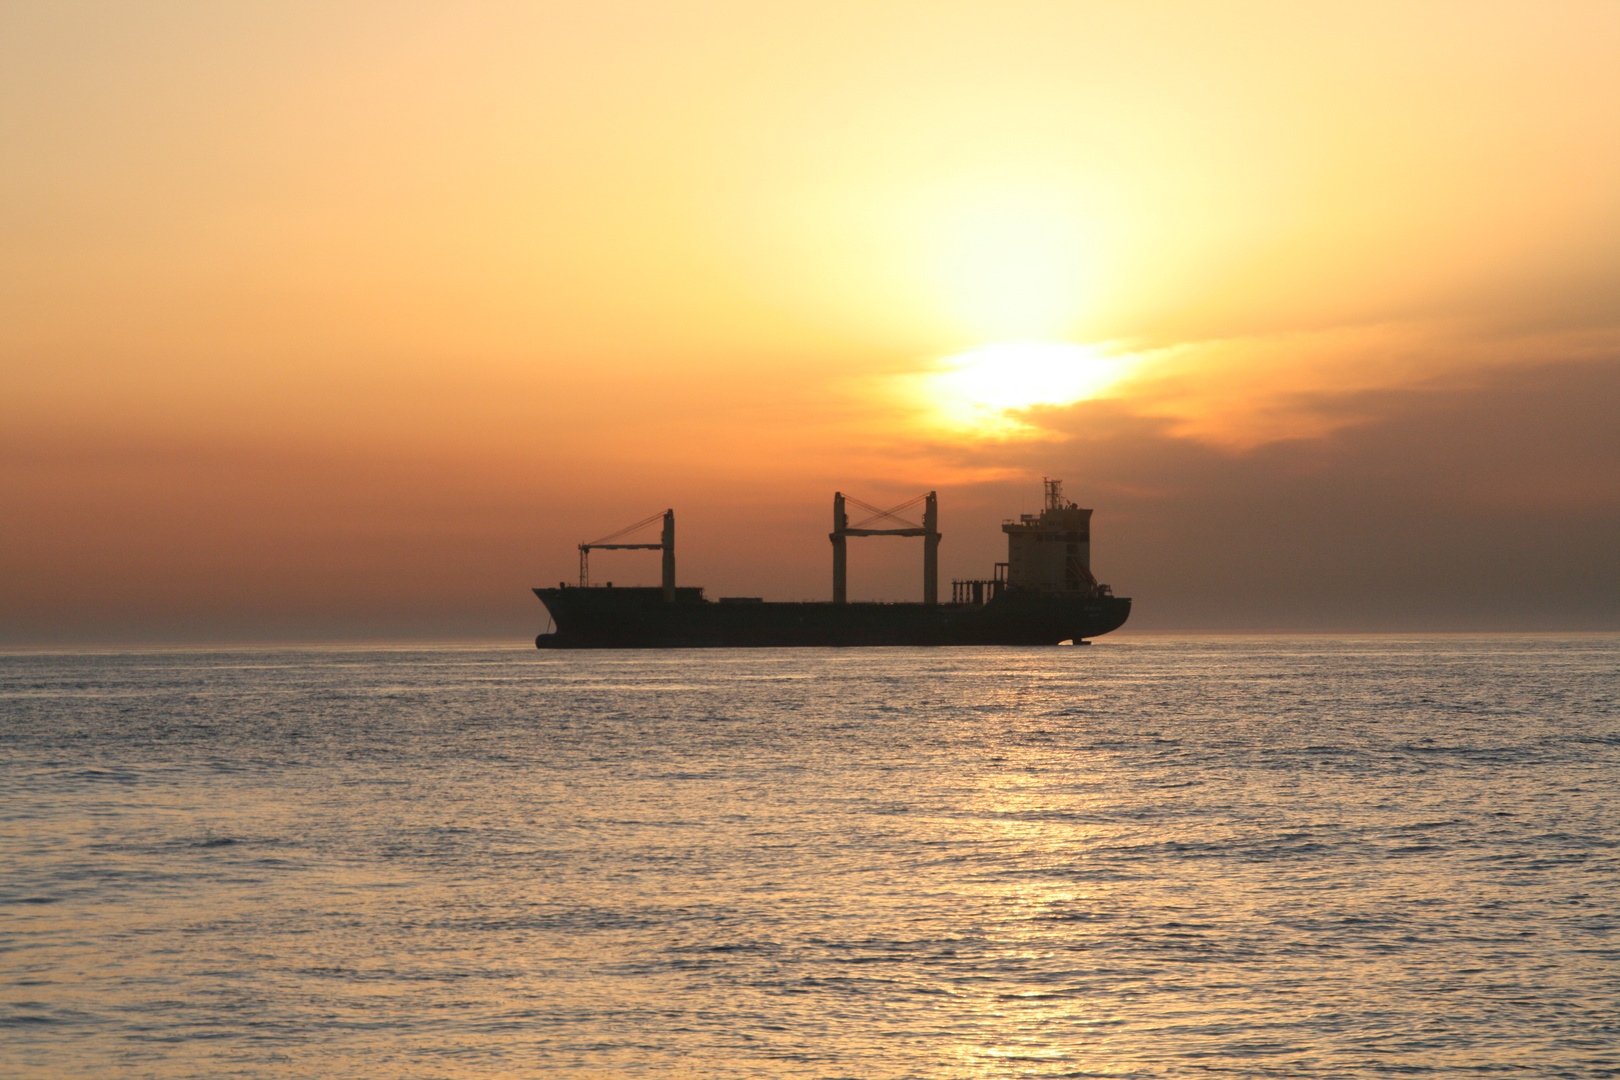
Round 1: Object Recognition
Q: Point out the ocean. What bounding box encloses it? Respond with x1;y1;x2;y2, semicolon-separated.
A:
2;635;1616;1078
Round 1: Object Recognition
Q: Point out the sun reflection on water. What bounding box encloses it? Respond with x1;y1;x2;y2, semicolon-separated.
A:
942;770;1122;1076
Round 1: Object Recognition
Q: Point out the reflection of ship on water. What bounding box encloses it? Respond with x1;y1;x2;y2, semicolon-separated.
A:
533;479;1131;648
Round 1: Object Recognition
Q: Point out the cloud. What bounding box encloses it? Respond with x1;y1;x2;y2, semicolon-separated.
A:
922;354;1620;630
1104;320;1620;450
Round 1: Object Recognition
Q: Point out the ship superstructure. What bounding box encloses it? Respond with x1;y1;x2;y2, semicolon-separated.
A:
1004;478;1107;596
534;480;1129;648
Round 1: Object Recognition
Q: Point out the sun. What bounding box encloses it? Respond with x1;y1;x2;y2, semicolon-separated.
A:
917;340;1136;436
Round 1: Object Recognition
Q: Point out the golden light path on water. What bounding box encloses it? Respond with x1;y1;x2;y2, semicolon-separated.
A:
946;770;1117;1076
919;341;1138;436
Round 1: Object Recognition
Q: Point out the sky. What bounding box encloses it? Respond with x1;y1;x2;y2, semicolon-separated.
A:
3;0;1617;644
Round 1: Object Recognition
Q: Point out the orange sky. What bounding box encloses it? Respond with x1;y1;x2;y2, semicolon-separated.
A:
3;1;1617;642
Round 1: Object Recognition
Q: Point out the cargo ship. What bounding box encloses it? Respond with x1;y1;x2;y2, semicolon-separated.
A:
533;479;1130;648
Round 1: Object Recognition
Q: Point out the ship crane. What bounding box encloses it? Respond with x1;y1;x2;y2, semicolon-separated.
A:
830;491;941;605
577;509;676;602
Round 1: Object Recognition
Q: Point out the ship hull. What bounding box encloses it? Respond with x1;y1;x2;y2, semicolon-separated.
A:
533;586;1131;648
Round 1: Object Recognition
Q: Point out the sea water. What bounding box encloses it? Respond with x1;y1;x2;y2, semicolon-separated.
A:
2;636;1616;1079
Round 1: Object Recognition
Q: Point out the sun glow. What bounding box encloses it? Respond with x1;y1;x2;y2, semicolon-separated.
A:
917;341;1136;436
918;185;1097;341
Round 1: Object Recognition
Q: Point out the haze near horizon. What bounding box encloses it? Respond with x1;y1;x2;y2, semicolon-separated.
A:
3;1;1616;644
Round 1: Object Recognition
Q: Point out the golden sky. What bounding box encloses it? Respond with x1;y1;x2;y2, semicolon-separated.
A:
3;1;1617;640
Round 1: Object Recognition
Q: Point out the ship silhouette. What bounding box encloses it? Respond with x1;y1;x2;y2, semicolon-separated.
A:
534;479;1131;647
